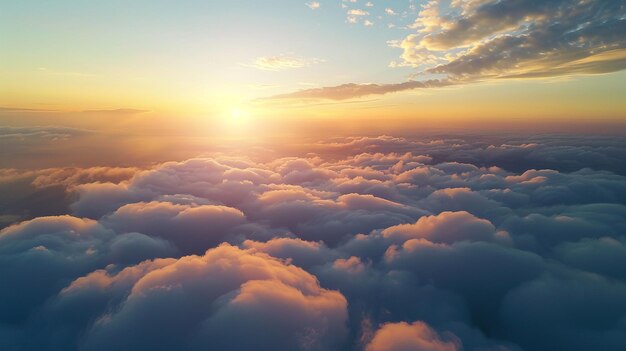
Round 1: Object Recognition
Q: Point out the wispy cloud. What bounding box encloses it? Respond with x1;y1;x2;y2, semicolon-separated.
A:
305;1;320;10
0;107;57;112
263;79;452;101
82;108;149;115
0;125;92;140
244;55;324;71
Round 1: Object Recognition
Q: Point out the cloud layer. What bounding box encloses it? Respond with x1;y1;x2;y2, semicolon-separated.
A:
2;133;626;350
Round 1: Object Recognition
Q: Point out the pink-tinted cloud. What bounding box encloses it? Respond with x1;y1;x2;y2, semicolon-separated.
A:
366;321;460;351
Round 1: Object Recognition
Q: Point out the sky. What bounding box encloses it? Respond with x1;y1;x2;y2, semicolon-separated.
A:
2;0;626;135
2;2;626;351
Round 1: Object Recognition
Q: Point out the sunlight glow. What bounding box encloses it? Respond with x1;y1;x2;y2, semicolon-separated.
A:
231;108;244;120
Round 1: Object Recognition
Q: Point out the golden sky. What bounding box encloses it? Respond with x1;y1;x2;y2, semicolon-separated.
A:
1;0;625;135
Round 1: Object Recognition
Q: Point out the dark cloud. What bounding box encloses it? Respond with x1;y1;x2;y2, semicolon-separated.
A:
1;134;626;350
0;216;115;323
500;266;626;351
0;166;139;230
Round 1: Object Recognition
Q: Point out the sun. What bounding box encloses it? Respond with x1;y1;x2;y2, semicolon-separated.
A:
221;106;254;134
230;107;244;120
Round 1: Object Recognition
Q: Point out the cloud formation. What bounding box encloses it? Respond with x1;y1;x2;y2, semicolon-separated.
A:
270;0;626;100
58;244;348;351
265;79;450;100
2;134;626;350
306;1;320;10
81;108;149;114
411;0;626;79
0;126;91;140
366;321;460;351
246;55;324;71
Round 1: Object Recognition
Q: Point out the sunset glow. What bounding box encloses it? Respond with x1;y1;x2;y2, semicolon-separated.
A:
1;1;626;351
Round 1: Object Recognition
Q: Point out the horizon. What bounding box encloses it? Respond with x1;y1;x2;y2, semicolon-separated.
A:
2;1;626;351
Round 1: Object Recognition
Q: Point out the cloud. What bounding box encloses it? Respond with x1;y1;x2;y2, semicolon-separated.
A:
82;108;149;114
384;8;397;16
305;1;320;10
348;9;369;16
366;321;460;351
0;125;91;140
56;244;348;351
408;0;626;78
103;201;249;254
243;237;337;268
500;267;626;351
0;107;57;112
0;215;173;324
264;79;451;101
30;166;139;189
2;134;626;350
382;211;497;244
271;0;626;101
555;237;626;281
245;55;324;71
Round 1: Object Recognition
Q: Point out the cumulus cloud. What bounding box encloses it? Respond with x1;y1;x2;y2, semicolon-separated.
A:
0;216;173;324
55;244;348;351
366;321;460;351
102;201;249;254
382;211;496;244
384;8;397;16
243;237;337;268
2;134;626;350
500;267;626;351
